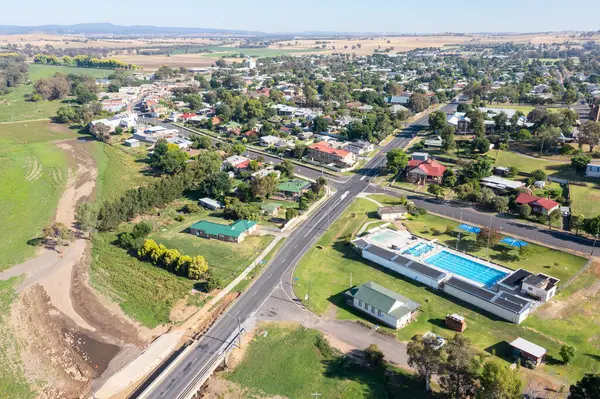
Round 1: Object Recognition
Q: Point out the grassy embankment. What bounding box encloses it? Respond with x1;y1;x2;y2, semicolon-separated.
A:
226;323;432;399
0;121;74;269
293;195;593;384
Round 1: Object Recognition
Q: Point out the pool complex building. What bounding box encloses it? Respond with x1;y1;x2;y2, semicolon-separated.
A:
352;228;559;324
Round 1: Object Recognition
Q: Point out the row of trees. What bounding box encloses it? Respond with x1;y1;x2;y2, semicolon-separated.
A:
138;239;209;280
33;54;140;70
0;55;28;94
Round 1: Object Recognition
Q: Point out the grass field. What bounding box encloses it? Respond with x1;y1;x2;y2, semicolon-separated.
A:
90;231;196;328
493;150;563;174
0;65;114;123
0;277;34;398
92;142;153;204
150;212;274;285
569;183;600;218
232;238;286;294
227;323;431;399
0;121;74;270
484;104;560;115
293;196;593;384
27;64;114;81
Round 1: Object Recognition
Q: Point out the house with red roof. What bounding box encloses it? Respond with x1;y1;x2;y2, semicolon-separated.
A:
515;193;560;215
406;159;447;184
307;141;356;168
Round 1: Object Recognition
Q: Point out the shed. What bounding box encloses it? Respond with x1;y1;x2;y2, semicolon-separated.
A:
377;206;409;221
509;337;547;366
199;198;222;210
445;313;466;332
124;138;140;147
261;202;282;216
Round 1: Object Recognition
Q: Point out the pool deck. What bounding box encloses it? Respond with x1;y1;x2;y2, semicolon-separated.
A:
361;228;513;288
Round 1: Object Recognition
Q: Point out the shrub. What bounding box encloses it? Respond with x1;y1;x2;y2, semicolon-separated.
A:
185;203;200;214
315;334;339;359
431;227;441;236
204;271;222;291
132;221;153;238
364;344;385;368
175;214;185;222
531;169;547;181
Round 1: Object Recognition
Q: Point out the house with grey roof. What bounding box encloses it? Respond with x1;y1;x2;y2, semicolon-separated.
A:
345;281;420;329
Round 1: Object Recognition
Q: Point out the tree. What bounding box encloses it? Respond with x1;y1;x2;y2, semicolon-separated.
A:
560;345;576;364
530;169;547;182
56;106;78;123
75;202;98;233
473;117;486;137
188;255;209;280
285;208;298;221
519;245;534;259
462;156;493;180
429;110;447;131
569;373;600;399
571;153;592;173
492;196;509;213
476;228;502;248
493;111;509;131
293;143;307;159
364;344;385;369
312;116;329;133
386;148;409;174
516;129;532;143
518;204;532;219
439;335;480;399
132;221;153;238
251;175;278;199
90;122;111;142
232;143;246;155
478;361;523;399
547;209;562;230
408;93;430;113
442;169;457;188
42;222;75;249
472;136;491;153
440;125;456;152
584;215;600;236
276;159;295;178
197;136;212;149
571;214;585;235
201;171;231;198
427;184;445;199
407;334;443;392
579;121;600;153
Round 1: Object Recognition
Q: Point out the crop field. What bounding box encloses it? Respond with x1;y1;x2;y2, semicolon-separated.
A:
0;121;74;269
293;196;593;384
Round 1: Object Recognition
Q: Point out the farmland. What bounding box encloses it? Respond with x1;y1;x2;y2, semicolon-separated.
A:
0;121;74;269
293;196;593;384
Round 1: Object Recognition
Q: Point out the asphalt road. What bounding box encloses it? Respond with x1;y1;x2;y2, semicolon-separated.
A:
139;107;445;398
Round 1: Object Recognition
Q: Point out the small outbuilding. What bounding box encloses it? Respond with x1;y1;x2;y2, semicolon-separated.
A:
199;198;223;210
124;138;140;147
377;206;409;221
509;337;547;367
445;313;467;332
261;202;282;217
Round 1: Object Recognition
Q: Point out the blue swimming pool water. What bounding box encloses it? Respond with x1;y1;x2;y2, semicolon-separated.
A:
424;250;507;287
404;242;435;257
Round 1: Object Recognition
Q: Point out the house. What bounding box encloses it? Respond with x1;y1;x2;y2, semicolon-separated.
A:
260;135;282;147
385;95;410;105
389;104;409;114
188;219;257;243
519;272;559;301
224;155;251;170
480;176;526;192
377;206;409;221
509;337;547;367
198;197;222;210
221;121;242;134
515;193;560;215
297;131;314;140
124;138;140;148
251;168;281;180
307;141;356;168
424;136;443;149
346;140;374;156
585;163;600;178
445;314;466;332
261;202;282;217
344;281;420;329
277;179;312;198
406;158;446;184
90;113;138;133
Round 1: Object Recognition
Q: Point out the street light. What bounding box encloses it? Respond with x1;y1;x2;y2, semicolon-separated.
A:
591;234;599;256
225;313;242;348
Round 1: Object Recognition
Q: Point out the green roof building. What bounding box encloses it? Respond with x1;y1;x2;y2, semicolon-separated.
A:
276;179;311;196
345;281;420;329
261;202;282;216
188;219;257;243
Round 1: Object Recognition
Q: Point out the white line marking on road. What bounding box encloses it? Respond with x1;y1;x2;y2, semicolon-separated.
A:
360;175;366;181
267;273;273;279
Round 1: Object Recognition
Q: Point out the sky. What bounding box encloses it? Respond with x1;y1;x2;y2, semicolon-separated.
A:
1;0;599;34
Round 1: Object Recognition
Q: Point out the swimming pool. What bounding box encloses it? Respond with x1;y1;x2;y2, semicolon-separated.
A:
369;229;409;248
404;242;435;257
424;250;507;287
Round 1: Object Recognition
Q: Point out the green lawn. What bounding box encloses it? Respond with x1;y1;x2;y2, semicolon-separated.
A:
150;212;274;285
0;277;34;398
293;196;593;384
90;231;197;328
569;183;600;218
484;104;560;115
493;150;563;174
226;323;431;399
232;237;286;294
0;121;74;269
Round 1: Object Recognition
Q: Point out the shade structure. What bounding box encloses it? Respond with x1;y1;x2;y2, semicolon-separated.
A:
500;237;529;247
458;224;481;234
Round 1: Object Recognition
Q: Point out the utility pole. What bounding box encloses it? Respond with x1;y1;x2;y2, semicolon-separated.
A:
456;208;463;251
592;234;599;256
486;214;493;259
350;272;353;288
308;280;311;308
226;313;242;348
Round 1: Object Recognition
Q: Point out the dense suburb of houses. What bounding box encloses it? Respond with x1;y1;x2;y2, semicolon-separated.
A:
5;33;600;399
